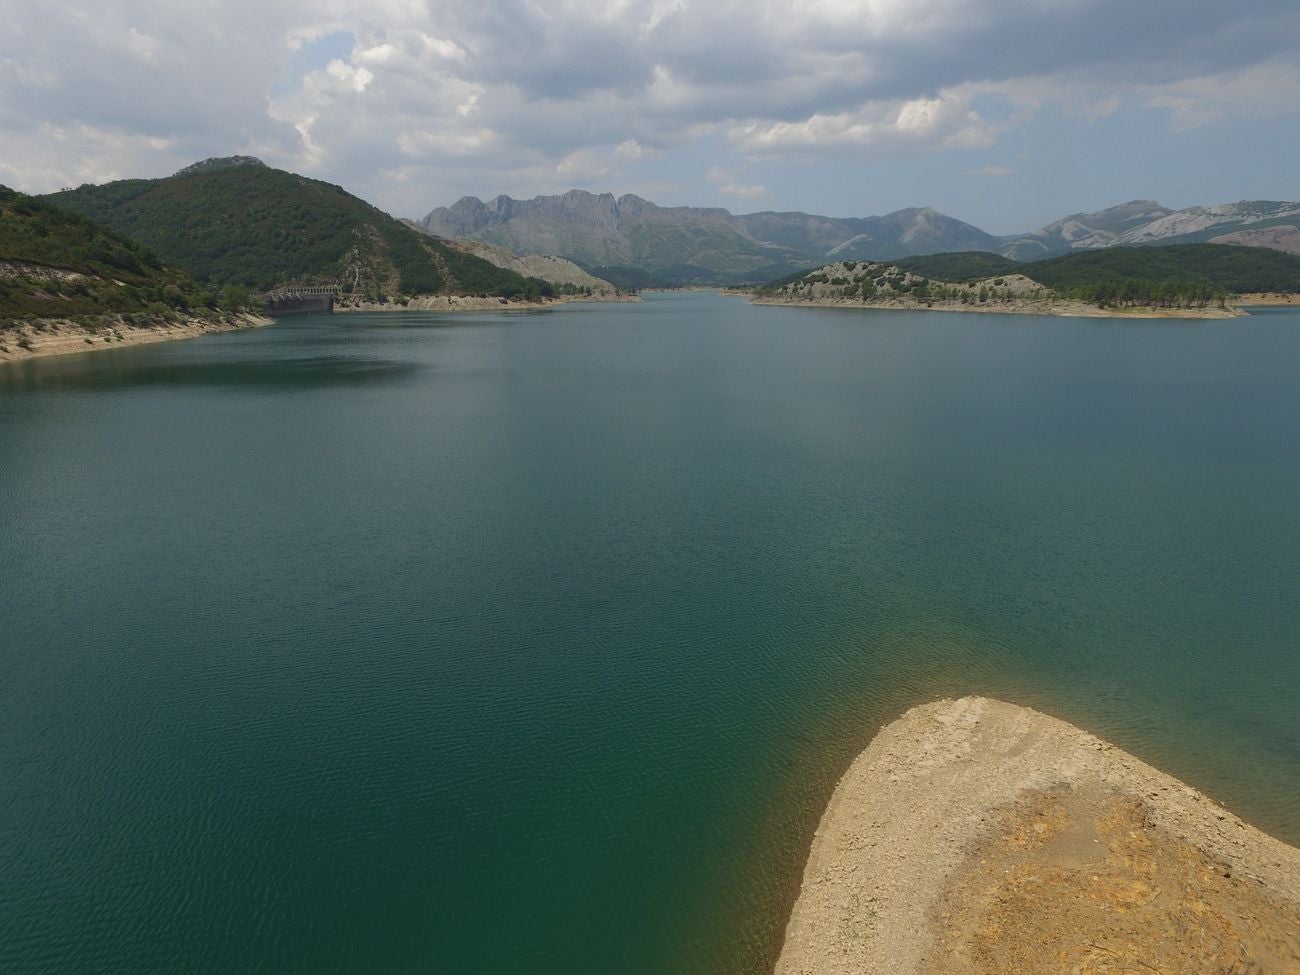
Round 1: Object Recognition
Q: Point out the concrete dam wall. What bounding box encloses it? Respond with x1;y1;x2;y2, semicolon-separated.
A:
265;292;334;316
263;285;340;317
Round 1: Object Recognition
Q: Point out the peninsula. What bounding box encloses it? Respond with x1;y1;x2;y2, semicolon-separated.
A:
775;697;1300;974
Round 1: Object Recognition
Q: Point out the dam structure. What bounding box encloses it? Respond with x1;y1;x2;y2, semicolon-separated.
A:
264;284;339;316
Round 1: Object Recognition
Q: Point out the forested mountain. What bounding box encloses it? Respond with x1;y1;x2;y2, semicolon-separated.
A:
44;159;550;300
1;185;222;323
1023;244;1300;296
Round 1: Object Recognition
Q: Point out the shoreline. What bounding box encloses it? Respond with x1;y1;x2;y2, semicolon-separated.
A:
1234;292;1299;305
334;293;640;314
774;697;1300;974
751;296;1246;320
0;312;273;364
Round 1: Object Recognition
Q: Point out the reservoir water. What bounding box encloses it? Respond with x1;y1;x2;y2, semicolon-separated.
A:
2;293;1298;973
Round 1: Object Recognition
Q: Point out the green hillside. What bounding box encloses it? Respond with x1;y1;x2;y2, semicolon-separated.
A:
893;251;1022;282
1023;244;1300;293
768;243;1300;309
1;186;221;324
44;159;549;300
855;244;1300;295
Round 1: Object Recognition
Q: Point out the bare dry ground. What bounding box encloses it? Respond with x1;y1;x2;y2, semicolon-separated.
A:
0;313;272;363
774;698;1300;975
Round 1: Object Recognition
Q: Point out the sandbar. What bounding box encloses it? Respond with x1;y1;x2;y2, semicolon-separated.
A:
774;697;1300;974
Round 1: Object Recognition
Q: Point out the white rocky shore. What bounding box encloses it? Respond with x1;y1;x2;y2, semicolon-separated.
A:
0;312;272;363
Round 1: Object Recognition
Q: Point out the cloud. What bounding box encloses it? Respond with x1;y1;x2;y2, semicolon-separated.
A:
705;166;767;199
730;87;999;156
1139;58;1300;131
2;0;1299;211
1083;94;1121;122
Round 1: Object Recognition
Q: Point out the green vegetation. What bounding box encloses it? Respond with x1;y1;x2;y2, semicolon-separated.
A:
763;244;1300;311
1023;244;1300;294
1020;244;1300;309
44;160;548;301
0;186;224;324
893;251;1022;282
894;245;1300;297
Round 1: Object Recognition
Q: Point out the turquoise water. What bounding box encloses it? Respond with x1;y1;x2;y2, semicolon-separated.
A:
1;293;1297;973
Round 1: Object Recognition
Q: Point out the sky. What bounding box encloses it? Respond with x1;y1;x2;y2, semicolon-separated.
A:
2;1;1298;234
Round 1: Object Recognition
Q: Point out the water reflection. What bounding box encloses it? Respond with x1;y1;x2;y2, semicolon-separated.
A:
0;354;420;393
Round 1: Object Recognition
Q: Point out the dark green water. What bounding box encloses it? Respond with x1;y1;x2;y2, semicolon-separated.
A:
2;293;1298;973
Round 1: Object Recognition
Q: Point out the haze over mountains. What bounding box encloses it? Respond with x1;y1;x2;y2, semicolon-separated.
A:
420;191;1300;287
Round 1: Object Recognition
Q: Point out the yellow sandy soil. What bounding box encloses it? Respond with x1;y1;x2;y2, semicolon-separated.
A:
774;698;1300;975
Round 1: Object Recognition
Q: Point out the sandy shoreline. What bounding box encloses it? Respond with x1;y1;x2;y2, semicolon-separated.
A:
334;293;640;313
0;313;273;363
0;293;646;362
752;296;1246;319
1234;292;1299;306
774;697;1300;974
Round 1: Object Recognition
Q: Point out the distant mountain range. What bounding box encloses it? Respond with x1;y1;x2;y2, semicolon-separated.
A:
999;200;1300;259
418;191;1003;285
419;192;1300;286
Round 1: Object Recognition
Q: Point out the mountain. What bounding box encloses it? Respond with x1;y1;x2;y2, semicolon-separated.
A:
1002;200;1300;259
1208;225;1300;255
421;191;784;284
417;191;1003;285
1;185;223;324
1115;201;1300;247
404;222;621;294
999;200;1177;259
421;191;1300;281
43;158;548;301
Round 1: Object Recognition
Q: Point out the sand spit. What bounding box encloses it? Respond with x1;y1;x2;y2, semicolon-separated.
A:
774;697;1300;975
0;313;273;363
751;296;1245;320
